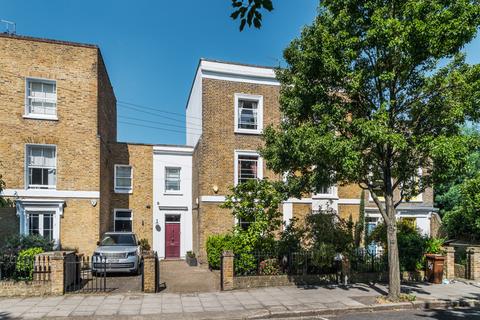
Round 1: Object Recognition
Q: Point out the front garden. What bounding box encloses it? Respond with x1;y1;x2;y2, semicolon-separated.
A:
206;180;445;285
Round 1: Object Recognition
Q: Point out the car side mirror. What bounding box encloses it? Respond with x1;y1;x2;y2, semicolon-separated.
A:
137;241;141;245
97;241;100;245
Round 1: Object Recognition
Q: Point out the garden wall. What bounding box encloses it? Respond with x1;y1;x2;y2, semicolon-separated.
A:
0;281;51;297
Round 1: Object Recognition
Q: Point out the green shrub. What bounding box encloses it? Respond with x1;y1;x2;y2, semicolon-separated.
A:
259;258;280;275
15;247;44;280
369;220;426;272
1;235;53;255
206;234;233;269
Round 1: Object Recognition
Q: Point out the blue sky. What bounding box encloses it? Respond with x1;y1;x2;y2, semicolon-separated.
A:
2;1;479;145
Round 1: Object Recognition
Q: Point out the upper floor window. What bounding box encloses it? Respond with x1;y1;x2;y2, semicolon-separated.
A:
234;93;263;134
26;144;56;189
114;165;133;193
25;78;57;119
235;151;263;185
165;167;181;193
318;185;335;195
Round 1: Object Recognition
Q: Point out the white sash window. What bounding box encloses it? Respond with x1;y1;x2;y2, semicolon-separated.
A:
25;78;57;118
26;145;57;189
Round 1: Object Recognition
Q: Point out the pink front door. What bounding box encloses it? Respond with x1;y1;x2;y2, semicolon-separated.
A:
165;223;180;258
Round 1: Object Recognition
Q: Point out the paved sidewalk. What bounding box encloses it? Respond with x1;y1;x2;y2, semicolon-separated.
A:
0;282;479;319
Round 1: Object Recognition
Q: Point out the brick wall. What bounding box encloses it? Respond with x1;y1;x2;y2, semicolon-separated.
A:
97;51;117;237
195;78;281;261
0;35;101;191
60;199;100;253
109;143;153;246
0;35;115;254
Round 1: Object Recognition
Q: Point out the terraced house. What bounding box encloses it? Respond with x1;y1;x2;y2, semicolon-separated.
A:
0;33;439;262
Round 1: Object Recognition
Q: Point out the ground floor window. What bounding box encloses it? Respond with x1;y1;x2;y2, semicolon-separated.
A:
27;211;54;241
114;209;133;232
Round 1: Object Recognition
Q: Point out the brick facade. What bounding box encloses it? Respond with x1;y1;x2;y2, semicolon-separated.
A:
109;143;154;246
0;34;115;254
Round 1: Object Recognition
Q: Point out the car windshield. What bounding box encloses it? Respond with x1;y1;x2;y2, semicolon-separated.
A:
100;234;136;246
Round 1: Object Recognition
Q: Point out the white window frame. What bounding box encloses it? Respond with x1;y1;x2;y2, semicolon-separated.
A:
114;164;133;193
26;210;55;241
113;209;133;232
314;185;338;199
234;150;263;186
17;200;64;249
164;167;182;195
25;144;57;190
234;93;263;134
24;77;58;120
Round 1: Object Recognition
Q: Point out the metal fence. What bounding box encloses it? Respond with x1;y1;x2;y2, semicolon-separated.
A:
64;255;117;293
234;250;387;277
0;255;50;281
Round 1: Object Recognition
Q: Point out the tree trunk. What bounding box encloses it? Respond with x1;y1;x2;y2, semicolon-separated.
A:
386;206;401;301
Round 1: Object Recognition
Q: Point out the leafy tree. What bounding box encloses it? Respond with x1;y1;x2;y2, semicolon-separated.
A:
435;127;480;216
443;172;480;241
220;179;287;274
262;0;480;300
221;179;286;239
230;0;274;31
369;220;426;272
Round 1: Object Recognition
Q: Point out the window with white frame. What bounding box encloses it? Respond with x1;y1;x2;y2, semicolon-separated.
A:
235;152;262;185
26;145;56;189
165;167;181;192
114;210;133;232
25;78;57;118
27;211;54;241
115;165;133;193
318;184;335;195
234;93;263;134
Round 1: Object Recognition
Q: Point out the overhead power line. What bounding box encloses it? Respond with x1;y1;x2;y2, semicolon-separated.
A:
119;121;201;136
117;104;203;129
118;100;202;120
118;115;203;132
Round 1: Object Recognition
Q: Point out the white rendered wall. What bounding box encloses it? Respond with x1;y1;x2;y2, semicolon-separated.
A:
186;69;202;147
152;147;193;259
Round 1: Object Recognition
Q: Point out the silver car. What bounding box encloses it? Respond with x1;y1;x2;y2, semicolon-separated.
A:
92;232;142;274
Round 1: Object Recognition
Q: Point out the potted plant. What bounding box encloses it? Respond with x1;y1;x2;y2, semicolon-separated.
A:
186;251;197;266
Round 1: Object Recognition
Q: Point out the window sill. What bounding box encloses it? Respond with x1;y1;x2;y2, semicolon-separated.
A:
23;114;58;121
115;189;133;194
234;128;262;135
312;194;338;199
27;186;57;190
164;192;183;196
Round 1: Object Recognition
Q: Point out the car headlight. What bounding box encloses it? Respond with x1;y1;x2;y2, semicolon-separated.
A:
127;251;136;257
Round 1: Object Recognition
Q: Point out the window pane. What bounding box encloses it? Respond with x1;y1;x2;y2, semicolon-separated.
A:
238;99;258;130
115;220;132;232
115;211;132;219
116;177;132;188
28;214;40;235
29;146;43;165
43;214;53;241
30;168;44;185
165;215;180;222
116;166;132;178
165;167;181;191
238;155;258;183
